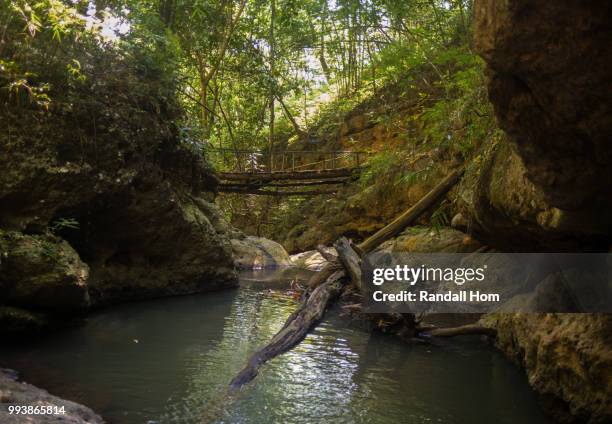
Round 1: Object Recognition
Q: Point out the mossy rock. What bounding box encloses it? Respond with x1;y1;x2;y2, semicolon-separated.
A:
231;236;294;269
376;226;482;253
0;231;90;311
0;306;48;336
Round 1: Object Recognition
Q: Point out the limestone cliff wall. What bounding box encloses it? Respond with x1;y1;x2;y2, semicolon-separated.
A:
0;46;237;334
474;0;612;212
473;2;612;422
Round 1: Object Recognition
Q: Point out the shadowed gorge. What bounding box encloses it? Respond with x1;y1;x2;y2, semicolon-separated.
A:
1;1;610;423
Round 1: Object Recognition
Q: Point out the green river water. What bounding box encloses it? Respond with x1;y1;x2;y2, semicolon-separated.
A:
0;271;552;424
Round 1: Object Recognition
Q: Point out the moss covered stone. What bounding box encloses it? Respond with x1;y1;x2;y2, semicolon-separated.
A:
0;232;90;311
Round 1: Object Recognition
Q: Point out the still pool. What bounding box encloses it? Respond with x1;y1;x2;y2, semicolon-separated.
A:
0;273;552;424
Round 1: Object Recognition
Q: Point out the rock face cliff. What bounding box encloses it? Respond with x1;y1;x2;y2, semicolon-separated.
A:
473;0;612;229
0;43;237;335
473;2;612;422
483;313;612;424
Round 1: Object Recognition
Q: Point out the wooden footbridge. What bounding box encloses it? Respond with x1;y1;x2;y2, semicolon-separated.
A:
207;148;369;196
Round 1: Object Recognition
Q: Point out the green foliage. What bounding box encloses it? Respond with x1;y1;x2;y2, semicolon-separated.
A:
2;0;492;244
430;200;450;233
50;218;80;233
1;0;192;171
359;152;403;187
0;0;95;108
360;151;431;191
3;231;60;262
419;47;494;156
309;94;364;139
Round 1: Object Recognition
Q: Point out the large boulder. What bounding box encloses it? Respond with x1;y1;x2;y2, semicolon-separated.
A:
290;247;337;271
0;307;48;337
232;236;294;269
0;232;89;311
0;27;238;312
454;139;610;250
474;1;612;212
376;226;482;254
60;182;237;304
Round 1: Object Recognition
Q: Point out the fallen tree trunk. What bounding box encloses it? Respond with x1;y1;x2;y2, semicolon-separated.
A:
358;169;465;253
228;168;466;390
307;261;343;290
335;237;363;293
229;270;346;389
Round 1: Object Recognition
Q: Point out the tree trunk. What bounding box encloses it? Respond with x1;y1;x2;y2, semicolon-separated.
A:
335;237;363;292
276;94;307;138
199;0;247;124
268;0;276;171
227;169;466;390
229;270;346;389
358;169;464;253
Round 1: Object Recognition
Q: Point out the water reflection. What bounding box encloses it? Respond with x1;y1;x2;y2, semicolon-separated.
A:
0;274;552;424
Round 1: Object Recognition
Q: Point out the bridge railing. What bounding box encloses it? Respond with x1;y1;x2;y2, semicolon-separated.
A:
205;148;368;173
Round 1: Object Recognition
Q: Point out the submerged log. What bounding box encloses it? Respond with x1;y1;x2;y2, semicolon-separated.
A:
421;324;497;338
229;270;346;389
307;261;343;290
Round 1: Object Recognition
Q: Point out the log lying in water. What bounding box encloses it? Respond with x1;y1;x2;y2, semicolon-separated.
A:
307;261;343;290
229;270;346;390
228;168;466;390
421;324;497;338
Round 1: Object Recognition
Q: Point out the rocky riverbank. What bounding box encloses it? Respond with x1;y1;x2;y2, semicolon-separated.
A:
0;34;240;420
358;225;612;423
0;34;239;338
470;2;612;422
0;369;103;424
